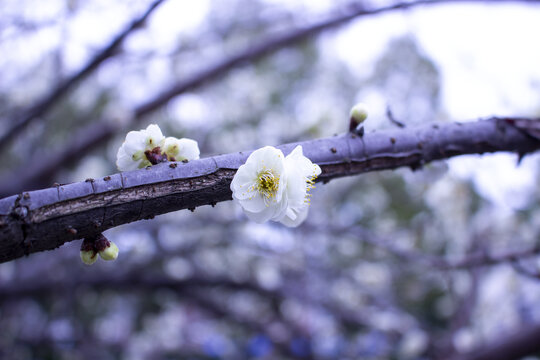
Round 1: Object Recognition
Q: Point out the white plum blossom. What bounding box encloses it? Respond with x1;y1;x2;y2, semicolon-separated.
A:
231;146;288;223
162;137;200;161
116;124;200;171
230;145;321;227
116;124;165;171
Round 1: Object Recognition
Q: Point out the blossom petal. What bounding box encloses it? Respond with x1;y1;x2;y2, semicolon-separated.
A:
230;163;257;195
177;138;200;160
285;167;307;206
244;206;278;223
144;124;164;147
162;137;200;161
269;198;289;221
249;146;284;171
238;195;267;213
233;187;258;201
285;145;321;178
162;137;181;157
116;153;140;171
278;206;309;228
122;130;147;155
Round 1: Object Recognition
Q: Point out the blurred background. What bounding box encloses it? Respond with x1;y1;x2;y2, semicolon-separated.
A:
1;0;540;359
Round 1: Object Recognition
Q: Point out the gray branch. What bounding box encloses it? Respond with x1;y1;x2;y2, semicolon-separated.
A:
0;117;539;264
450;323;540;360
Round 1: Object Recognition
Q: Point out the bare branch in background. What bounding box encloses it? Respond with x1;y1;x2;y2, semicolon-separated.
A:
0;117;539;263
0;120;121;197
449;323;540;360
0;273;308;359
184;291;317;360
511;259;540;279
347;225;540;270
2;0;538;195
0;256;375;331
437;246;540;270
0;0;167;150
0;275;270;299
386;106;406;128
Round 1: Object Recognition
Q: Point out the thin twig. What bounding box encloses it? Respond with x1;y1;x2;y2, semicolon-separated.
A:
386;105;406;128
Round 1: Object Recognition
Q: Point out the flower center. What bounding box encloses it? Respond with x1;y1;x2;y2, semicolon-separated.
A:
256;169;279;200
144;146;168;165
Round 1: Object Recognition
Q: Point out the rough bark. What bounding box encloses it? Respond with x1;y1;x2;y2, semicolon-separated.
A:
0;117;539;264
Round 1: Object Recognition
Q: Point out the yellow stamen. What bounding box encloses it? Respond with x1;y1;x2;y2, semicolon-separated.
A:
304;167;319;203
256;169;279;201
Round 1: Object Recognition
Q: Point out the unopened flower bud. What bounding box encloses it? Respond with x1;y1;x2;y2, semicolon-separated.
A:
350;103;368;124
99;240;119;261
349;103;369;133
80;250;97;265
80;238;98;265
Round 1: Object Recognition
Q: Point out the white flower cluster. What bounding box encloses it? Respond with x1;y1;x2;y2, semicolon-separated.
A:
230;145;321;227
116;124;200;171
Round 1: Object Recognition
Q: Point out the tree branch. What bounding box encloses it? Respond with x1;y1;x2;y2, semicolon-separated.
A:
450;323;540;360
0;117;539;263
342;225;540;270
0;0;166;150
0;258;373;330
3;0;537;196
0;274;309;359
0;274;266;299
183;291;316;360
510;259;540;279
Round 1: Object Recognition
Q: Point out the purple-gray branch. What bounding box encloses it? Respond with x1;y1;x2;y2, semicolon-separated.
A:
449;324;540;360
0;117;539;264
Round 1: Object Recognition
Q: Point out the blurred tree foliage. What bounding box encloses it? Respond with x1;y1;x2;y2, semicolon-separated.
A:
1;0;540;359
